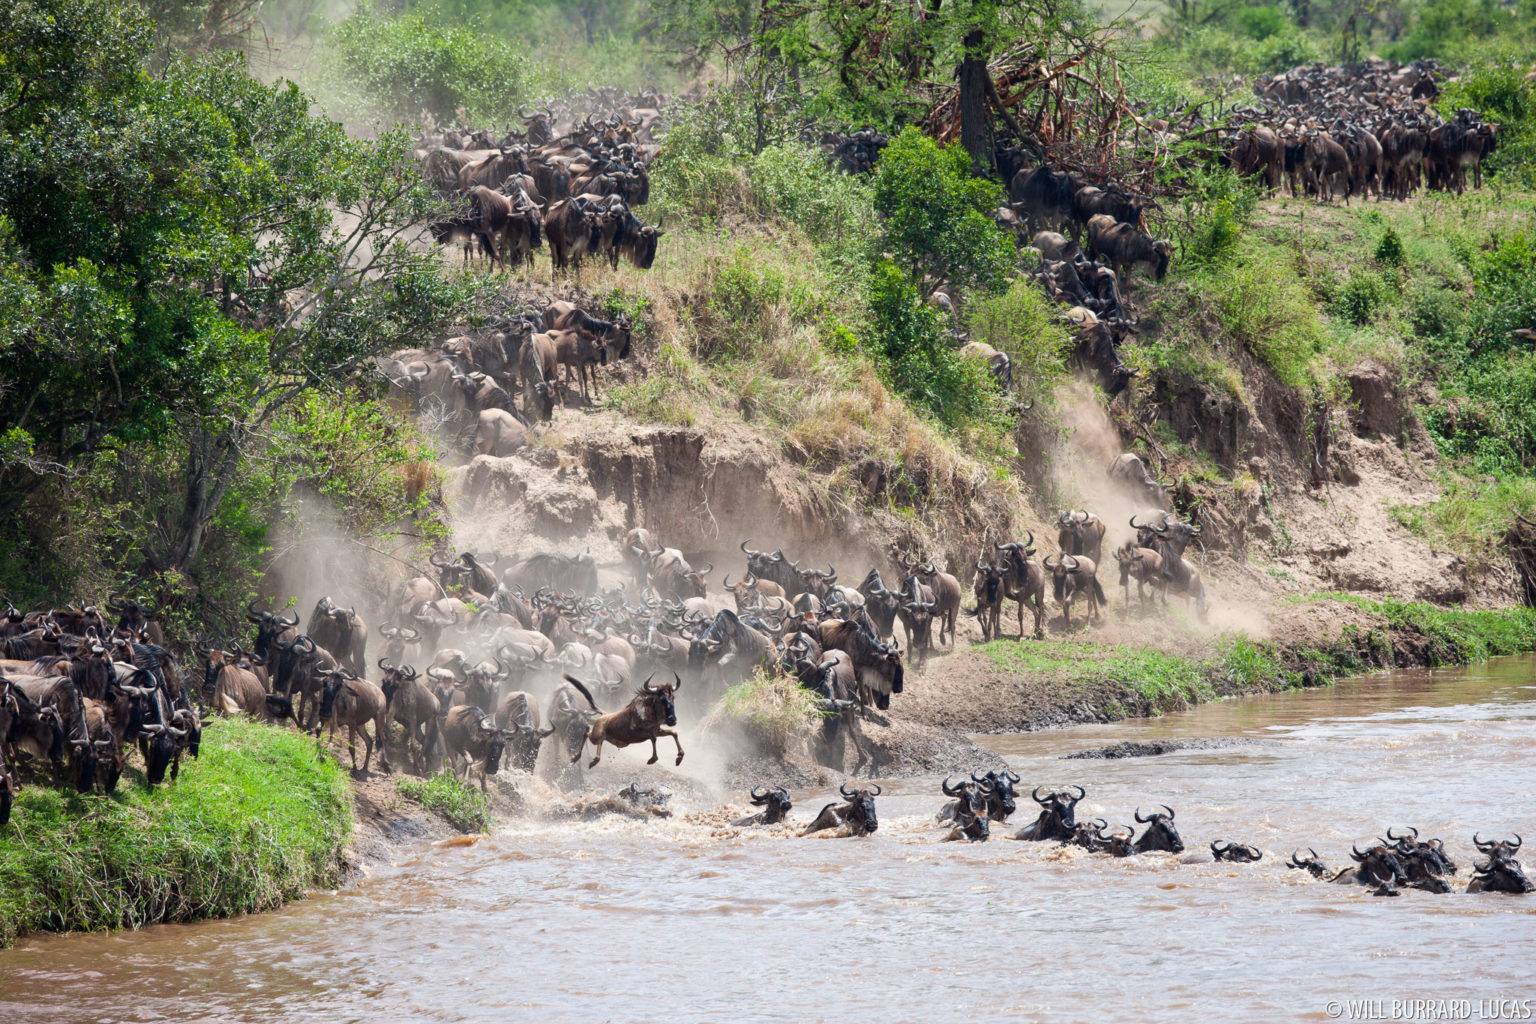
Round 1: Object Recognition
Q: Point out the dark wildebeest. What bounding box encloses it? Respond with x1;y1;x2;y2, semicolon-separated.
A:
440;704;510;793
1113;541;1166;607
1085;214;1172;285
106;595;163;646
1211;839;1264;863
1010;165;1078;234
937;774;995;843
995;536;1047;639
307;596;368;676
1132;805;1185;854
906;559;961;648
1331;841;1408;896
1108;452;1168;508
379;660;440;772
1012;785;1084;841
562;673;683;768
1466;834;1532;894
732;786;793;827
1288;848;1330;879
1071;184;1145;232
801;783;880;837
1044;553;1106;629
819;619;904;711
493;689;553;773
1056;509;1106;565
519;332;560;422
475;409;531;457
1131;512;1207;615
970;558;1006;642
314;668;390;775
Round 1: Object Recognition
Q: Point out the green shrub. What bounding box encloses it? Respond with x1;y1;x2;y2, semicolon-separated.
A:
396;771;493;833
1329;269;1394;326
1209;250;1325;390
1166;165;1260;271
1374;227;1407;268
871;127;1014;297
1439;62;1536;188
714;670;823;757
324;2;532;126
964;279;1074;404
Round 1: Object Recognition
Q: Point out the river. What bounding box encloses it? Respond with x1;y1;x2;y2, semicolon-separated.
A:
3;658;1533;1023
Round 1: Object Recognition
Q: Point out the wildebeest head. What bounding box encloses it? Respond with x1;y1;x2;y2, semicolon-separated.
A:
975;767;1019;820
749;785;793;824
1349;841;1408;891
642;672;680;727
1023;785;1083;841
246;600;298;657
1288;848;1329;879
942;774;994;821
1211;839;1263;863
316;667;354;722
475;715;510;776
840;782;880;835
1098;823;1136;857
1132;805;1184;853
505;708;553;775
1469;834;1532;894
1056;509;1093;555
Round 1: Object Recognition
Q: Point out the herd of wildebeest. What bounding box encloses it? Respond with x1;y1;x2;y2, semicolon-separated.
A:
728;777;1532;894
1;69;1525;905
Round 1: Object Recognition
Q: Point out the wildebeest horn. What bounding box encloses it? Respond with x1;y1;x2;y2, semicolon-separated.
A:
941;775;965;796
1062;555;1080;571
378;658;394;672
971;768;990;783
1022;531;1034;548
1350;843;1369;861
1134;806;1151;822
1386;826;1418;841
1129;514;1146;529
840;783;856;798
1067;785;1085;800
1033;786;1051;804
751;785;769;801
641;672;657;693
671;671;682;693
869;784;881;796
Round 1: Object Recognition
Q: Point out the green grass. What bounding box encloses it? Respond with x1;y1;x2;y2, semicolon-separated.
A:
0;717;352;947
1305;593;1536;666
395;771;492;833
1393;473;1536;568
709;670;823;757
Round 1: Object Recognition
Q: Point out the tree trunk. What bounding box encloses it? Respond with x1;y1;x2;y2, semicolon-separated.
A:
958;29;993;173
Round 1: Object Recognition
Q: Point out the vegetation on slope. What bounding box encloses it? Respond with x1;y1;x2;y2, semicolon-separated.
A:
0;718;352;947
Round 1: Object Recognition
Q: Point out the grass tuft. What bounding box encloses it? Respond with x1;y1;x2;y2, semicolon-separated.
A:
395;771;493;834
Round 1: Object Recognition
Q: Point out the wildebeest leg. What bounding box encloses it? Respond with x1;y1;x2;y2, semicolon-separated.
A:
584;734;604;768
658;727;684;766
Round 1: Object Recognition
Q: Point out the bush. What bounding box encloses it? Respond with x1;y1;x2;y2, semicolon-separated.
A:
1166;165;1259;271
871;127;1015;297
1329;269;1395;326
324;2;532;126
712;670;823;758
1374;227;1407;268
1209;250;1325;390
964;279;1074;405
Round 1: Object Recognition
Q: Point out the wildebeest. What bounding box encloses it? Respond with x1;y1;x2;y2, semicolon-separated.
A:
1113;542;1166;606
1010;165;1078;234
1056;509;1106;565
1132;805;1184;853
937;773;995;842
1467;834;1532;894
475;408;531;456
732;786;793;827
1085;214;1172;285
801;783;880;837
995;536;1047;639
314;668;390;774
970;558;1006;641
819;619;903;711
1012;785;1083;841
562;673;683;768
1331;841;1408;895
1211;839;1263;863
493;689;553;773
440;704;510;792
519;332;559;422
1288;848;1330;879
306;596;368;676
379;660;440;772
1044;553;1106;628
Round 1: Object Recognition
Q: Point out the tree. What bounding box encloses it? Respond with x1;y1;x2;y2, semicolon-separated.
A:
871;128;1015;297
0;0;471;575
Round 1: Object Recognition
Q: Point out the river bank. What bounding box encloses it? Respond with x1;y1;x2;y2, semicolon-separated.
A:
0;718;351;948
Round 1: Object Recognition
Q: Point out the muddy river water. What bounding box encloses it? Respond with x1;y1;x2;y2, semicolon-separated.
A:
3;658;1534;1023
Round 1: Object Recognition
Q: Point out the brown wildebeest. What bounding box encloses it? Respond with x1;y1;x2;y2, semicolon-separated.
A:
520;332;560;421
474;408;531;456
314;668;390;774
562;672;683;768
970;558;1006;642
379;659;440;773
801;783;880;836
1044;553;1107;629
440;704;510;792
1085;214;1172;285
994;536;1047;639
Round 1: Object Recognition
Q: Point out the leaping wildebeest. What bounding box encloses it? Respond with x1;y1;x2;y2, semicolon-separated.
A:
562;672;684;768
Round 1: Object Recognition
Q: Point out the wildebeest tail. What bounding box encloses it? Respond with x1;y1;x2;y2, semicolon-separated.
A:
563;674;599;711
1092;578;1108;605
